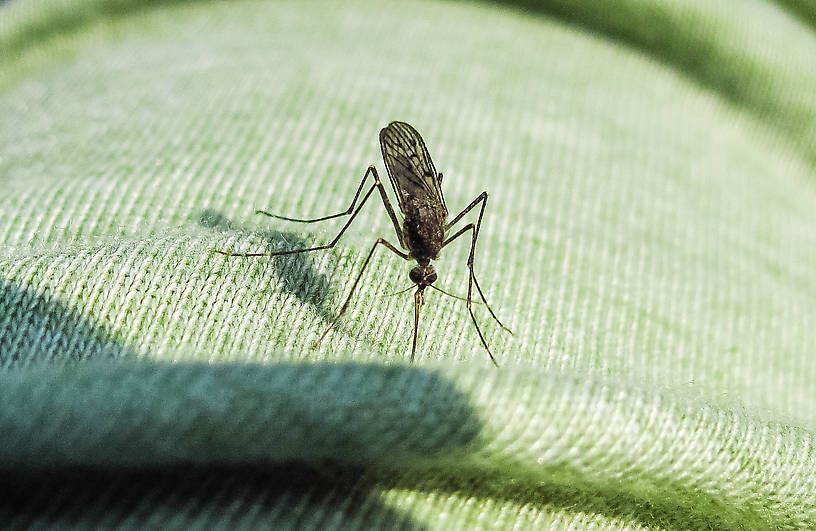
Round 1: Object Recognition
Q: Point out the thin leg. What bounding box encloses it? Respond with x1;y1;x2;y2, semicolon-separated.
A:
213;166;406;256
442;222;498;366
442;223;472;248
256;166;373;223
370;166;407;250
445;191;487;231
314;238;409;348
468;275;499;368
442;194;512;334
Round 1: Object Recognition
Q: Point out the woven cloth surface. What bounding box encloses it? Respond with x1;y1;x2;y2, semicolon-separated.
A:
2;0;816;528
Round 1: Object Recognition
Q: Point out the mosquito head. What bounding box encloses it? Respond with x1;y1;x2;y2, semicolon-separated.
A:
409;264;437;289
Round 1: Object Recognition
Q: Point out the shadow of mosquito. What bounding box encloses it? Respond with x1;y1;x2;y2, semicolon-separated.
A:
199;209;421;356
199;209;337;325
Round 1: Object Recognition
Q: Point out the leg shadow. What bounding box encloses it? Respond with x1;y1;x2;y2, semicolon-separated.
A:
199;209;335;323
200;209;415;355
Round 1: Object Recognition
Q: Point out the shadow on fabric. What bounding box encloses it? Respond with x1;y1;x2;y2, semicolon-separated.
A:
199;209;336;323
0;278;134;367
0;362;485;529
0;463;423;530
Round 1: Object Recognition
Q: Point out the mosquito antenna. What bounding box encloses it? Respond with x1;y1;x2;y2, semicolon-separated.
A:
384;285;415;297
428;284;481;303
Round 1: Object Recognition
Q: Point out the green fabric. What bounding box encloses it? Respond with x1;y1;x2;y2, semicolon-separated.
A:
2;0;815;528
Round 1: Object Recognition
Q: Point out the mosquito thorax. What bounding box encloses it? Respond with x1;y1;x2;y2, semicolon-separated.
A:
409;264;438;287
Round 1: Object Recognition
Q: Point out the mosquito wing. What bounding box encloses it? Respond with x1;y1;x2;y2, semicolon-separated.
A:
379;121;447;216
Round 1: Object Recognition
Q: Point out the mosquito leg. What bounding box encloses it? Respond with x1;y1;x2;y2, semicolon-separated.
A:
256;165;374;222
441;224;472;248
441;223;499;365
445;191;487;231
467;268;499;368
470;274;511;332
441;193;512;334
370;166;407;249
314;238;409;348
257;165;406;248
214;166;407;257
212;183;379;257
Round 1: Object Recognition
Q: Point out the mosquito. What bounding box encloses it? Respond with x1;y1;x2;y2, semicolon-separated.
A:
214;121;511;365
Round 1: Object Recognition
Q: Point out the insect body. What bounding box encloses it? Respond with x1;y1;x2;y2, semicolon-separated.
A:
216;121;511;365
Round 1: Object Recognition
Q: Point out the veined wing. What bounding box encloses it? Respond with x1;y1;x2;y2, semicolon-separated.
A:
379;121;447;215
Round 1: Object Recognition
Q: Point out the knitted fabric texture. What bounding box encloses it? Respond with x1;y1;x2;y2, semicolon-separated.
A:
2;0;816;529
